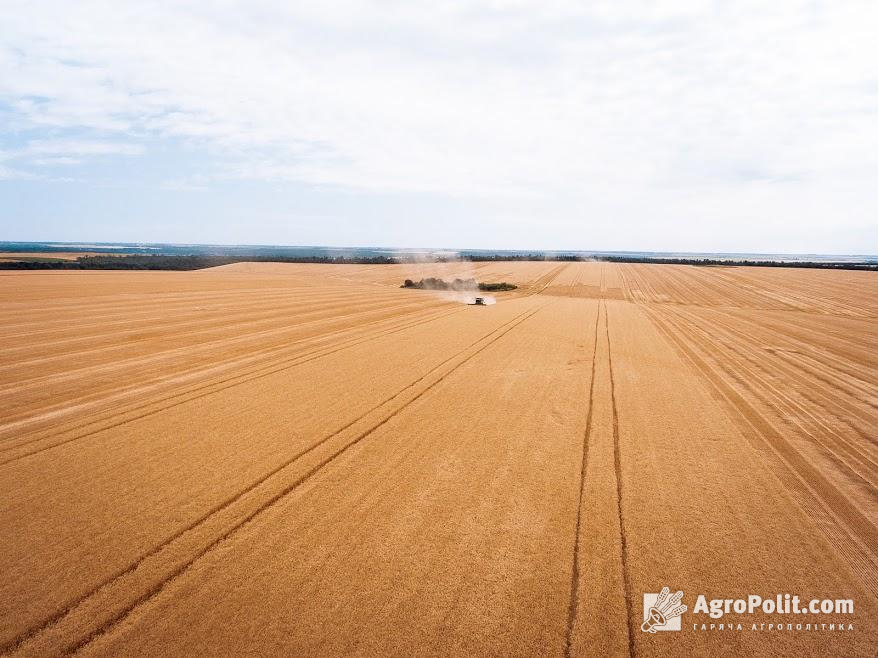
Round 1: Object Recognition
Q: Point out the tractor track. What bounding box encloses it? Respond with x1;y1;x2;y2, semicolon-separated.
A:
564;270;634;658
624;261;878;595
562;300;602;658
0;288;405;360
4;300;549;658
606;301;635;658
0;299;454;436
705;308;878;403
0;285;372;337
669;306;878;476
0;285;381;340
0;297;442;397
643;305;878;596
0;303;468;464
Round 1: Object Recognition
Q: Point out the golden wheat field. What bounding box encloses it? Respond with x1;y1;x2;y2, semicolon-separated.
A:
1;261;876;657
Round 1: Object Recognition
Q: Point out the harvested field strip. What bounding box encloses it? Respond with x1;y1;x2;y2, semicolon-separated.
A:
0;278;354;311
673;267;800;309
2;305;545;646
0;296;438;391
0;302;451;434
0;287;406;353
0;303;455;427
5;301;549;657
766;347;878;418
711;269;878;318
620;265;878;392
673;307;878;460
653;267;730;306
2;263;876;657
653;305;878;529
0;303;467;460
666;307;878;497
0;295;435;375
715;311;878;389
644;306;878;595
4;304;465;428
724;338;878;410
675;306;878;428
651;267;716;307
67;297;590;658
528;263;570;294
618;264;663;304
0;300;452;392
1;280;365;310
0;286;367;331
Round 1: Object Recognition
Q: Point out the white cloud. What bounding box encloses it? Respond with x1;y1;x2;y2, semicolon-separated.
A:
22;139;143;157
0;136;143;169
0;164;37;180
1;1;877;251
160;174;210;192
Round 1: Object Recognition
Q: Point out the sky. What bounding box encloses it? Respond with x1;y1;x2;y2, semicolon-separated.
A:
1;1;877;254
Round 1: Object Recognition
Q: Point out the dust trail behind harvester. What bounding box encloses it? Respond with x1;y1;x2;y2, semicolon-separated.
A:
442;291;496;305
392;249;496;305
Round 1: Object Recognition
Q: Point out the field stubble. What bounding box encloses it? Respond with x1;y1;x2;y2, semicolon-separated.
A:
0;262;875;657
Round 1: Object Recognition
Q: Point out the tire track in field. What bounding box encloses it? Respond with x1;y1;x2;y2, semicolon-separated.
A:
5;302;549;658
664;309;878;544
563;300;602;658
0;297;431;405
707;310;878;419
709;309;878;406
0;285;401;355
0;304;467;464
0;286;342;335
644;306;878;595
0;284;371;334
0;282;372;330
0;300;449;431
710;269;876;319
620;265;663;305
0;285;404;360
670;306;878;480
768;346;878;416
687;268;804;312
0;297;435;395
0;300;448;439
717;303;878;373
767;348;878;419
606;301;635;658
0;287;394;359
616;266;637;303
526;263;569;296
669;306;878;459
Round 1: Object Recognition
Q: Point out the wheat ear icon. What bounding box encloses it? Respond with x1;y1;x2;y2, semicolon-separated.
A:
641;587;687;633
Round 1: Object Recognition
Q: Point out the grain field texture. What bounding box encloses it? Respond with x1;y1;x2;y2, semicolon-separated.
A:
1;262;875;657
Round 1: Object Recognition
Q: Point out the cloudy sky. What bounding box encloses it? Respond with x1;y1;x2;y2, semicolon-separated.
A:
1;1;877;253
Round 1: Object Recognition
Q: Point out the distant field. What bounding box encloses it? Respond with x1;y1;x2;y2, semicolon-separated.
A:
0;262;875;657
0;252;122;262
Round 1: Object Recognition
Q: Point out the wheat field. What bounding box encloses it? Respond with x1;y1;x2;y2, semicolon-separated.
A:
1;262;875;657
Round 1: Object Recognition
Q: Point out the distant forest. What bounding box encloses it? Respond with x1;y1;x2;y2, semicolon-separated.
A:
0;255;397;270
0;253;876;271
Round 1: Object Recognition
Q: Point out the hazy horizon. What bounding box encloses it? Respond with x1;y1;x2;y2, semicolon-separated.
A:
2;239;876;260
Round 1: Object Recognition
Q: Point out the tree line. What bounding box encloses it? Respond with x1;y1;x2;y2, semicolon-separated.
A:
0;253;874;271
